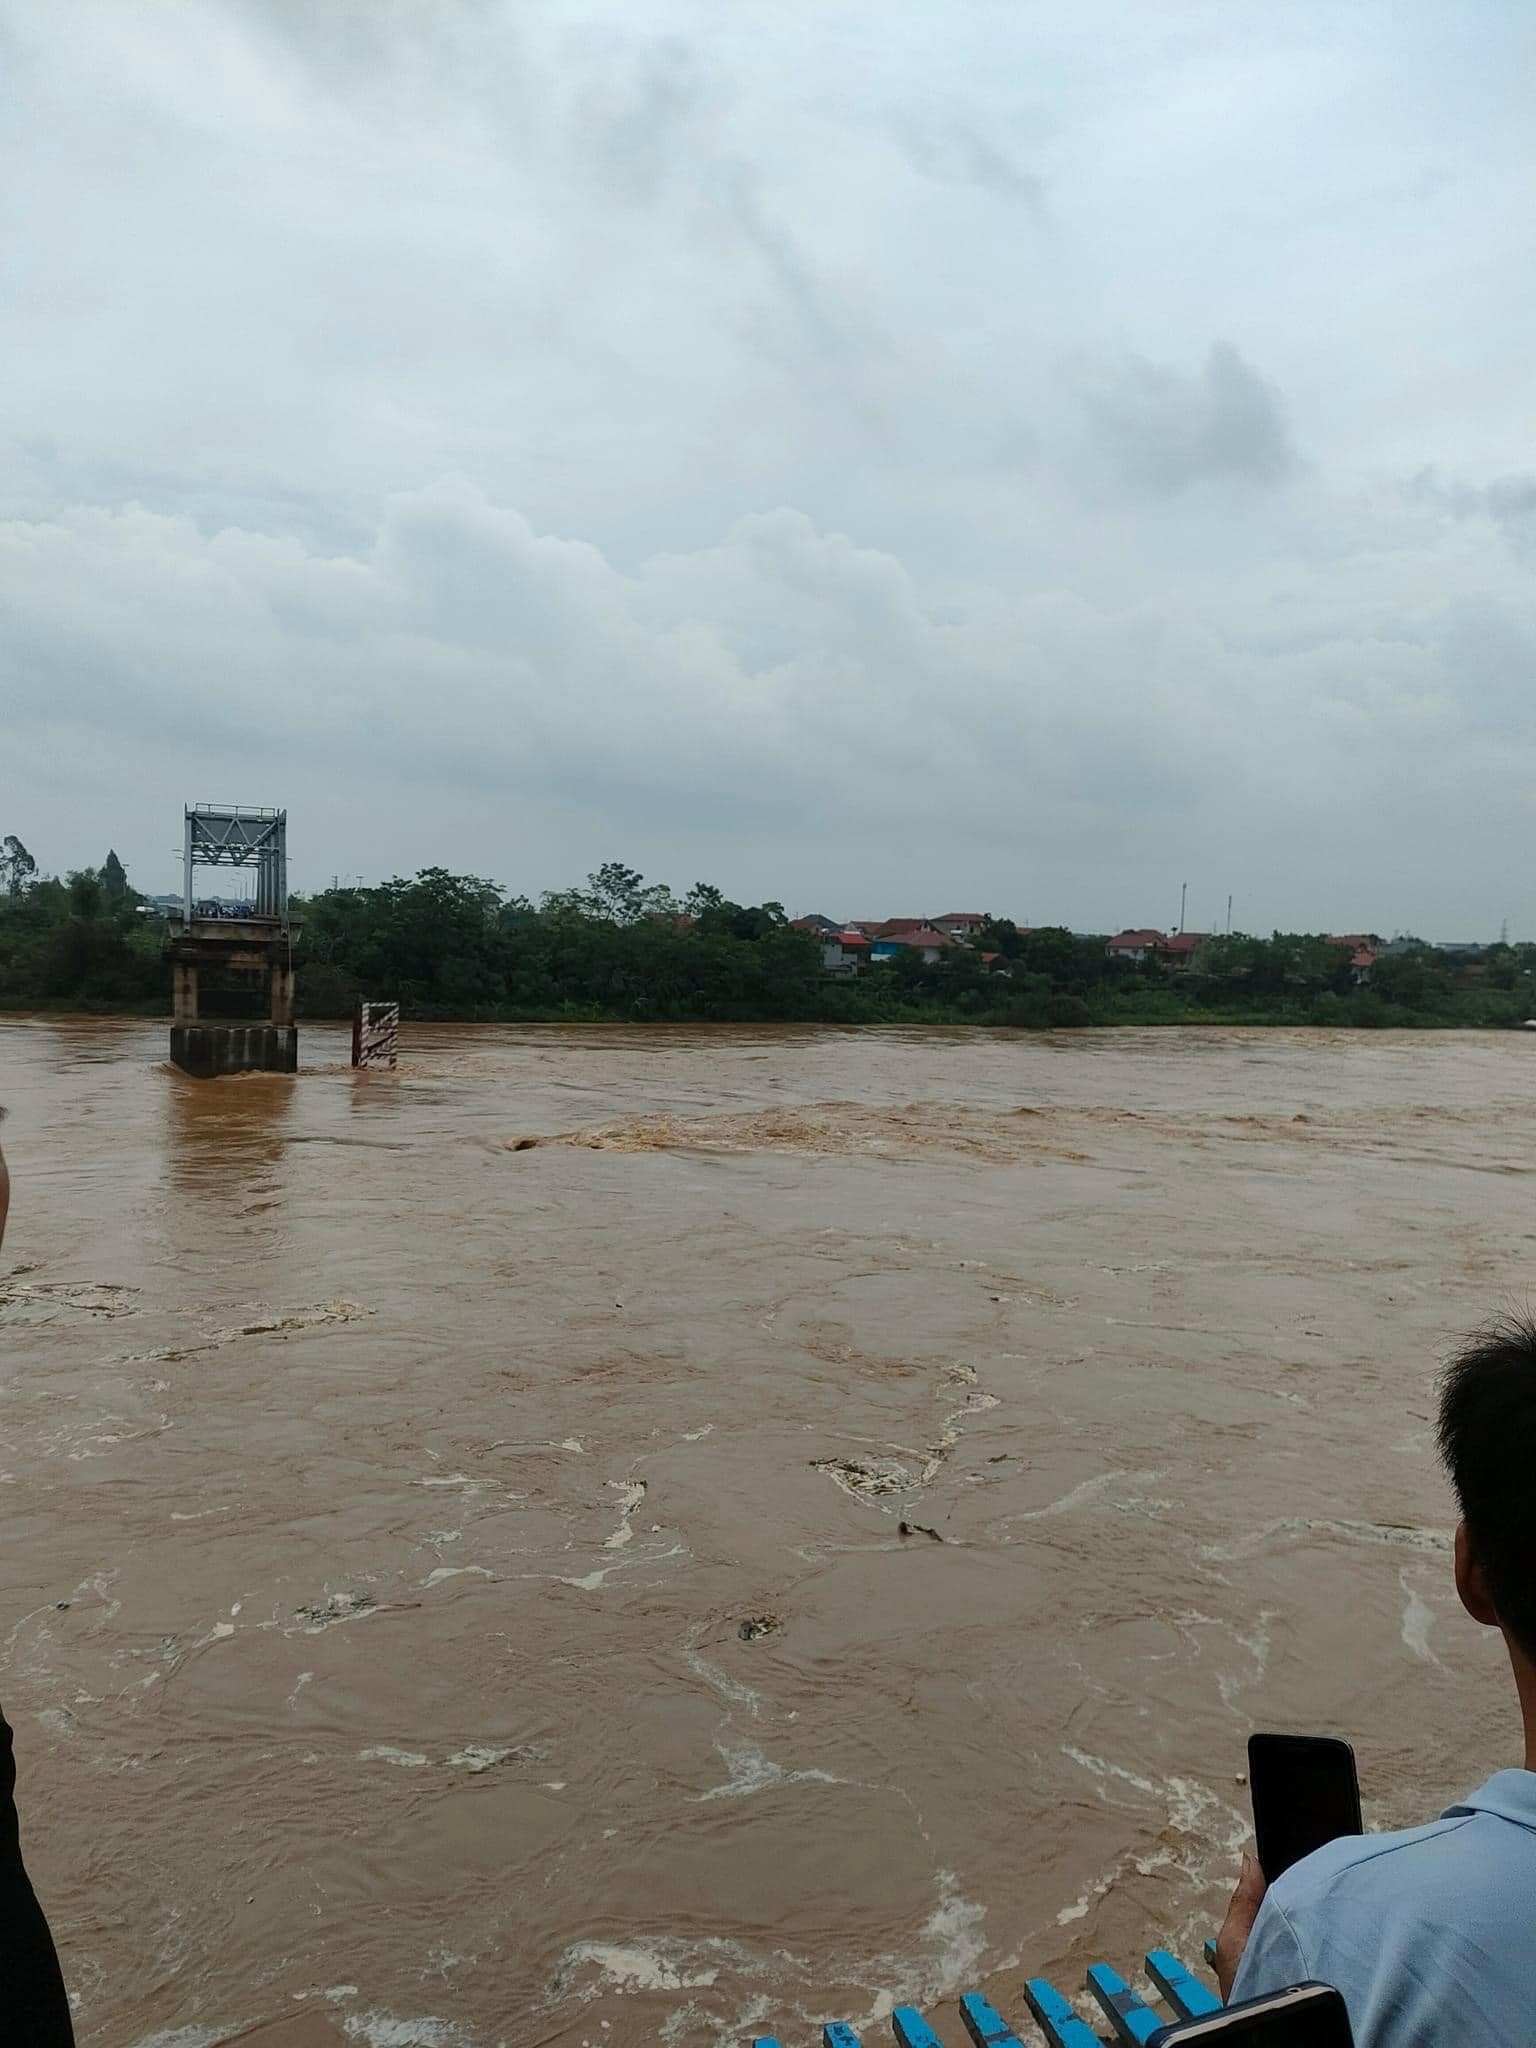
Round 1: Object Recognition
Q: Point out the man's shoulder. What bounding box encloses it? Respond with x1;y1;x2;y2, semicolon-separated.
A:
1242;1783;1536;2038
1272;1795;1536;1930
1271;1811;1483;1910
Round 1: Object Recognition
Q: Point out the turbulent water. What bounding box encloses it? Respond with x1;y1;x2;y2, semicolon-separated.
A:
1;1018;1531;2047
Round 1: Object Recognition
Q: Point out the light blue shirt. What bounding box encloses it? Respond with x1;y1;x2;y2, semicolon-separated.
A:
1232;1769;1536;2046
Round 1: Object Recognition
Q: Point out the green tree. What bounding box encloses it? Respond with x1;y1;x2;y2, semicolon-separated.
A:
587;861;648;924
684;882;725;920
1372;947;1453;1012
2;834;35;897
68;870;104;921
976;917;1024;959
1014;926;1098;988
100;849;129;902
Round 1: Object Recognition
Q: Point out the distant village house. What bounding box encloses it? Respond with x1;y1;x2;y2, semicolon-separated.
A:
1104;928;1210;968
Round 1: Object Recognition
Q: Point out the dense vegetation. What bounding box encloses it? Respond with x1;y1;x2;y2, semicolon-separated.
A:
2;839;1532;1029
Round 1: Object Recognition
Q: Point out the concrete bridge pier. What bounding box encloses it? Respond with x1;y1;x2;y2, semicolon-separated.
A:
166;919;299;1076
165;804;300;1078
169;1020;298;1079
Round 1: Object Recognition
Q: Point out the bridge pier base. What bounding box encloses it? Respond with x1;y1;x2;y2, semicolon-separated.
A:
170;1023;298;1079
165;918;299;1079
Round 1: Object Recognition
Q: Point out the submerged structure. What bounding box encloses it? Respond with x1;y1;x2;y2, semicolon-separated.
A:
165;805;298;1077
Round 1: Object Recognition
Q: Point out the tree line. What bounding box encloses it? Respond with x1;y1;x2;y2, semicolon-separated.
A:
2;838;1532;1029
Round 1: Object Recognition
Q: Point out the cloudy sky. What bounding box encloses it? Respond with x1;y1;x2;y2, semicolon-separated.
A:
3;1;1534;933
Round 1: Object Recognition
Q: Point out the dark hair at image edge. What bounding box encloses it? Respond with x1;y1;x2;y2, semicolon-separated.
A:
1438;1310;1536;1662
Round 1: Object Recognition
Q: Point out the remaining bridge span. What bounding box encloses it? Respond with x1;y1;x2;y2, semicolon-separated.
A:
165;803;298;1077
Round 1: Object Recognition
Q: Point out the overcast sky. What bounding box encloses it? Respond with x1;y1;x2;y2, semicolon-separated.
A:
3;1;1535;934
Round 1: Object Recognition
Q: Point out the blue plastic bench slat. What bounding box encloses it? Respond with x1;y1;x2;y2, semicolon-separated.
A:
958;1991;1025;2047
751;2039;784;2047
893;2008;949;2047
1086;1963;1163;2044
1144;1951;1221;2020
1022;1976;1104;2048
824;2028;865;2047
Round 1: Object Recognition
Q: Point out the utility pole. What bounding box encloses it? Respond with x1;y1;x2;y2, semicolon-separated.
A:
1226;893;1233;934
1178;881;1187;934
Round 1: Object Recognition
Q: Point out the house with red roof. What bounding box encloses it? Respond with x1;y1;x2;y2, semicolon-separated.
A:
1105;929;1210;969
1160;931;1210;968
871;924;960;964
820;931;871;975
1105;928;1167;963
934;912;988;939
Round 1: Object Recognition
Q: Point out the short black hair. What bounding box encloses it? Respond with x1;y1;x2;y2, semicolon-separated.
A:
1438;1313;1536;1661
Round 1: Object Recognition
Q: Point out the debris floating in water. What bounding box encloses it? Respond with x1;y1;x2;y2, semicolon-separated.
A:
737;1613;782;1641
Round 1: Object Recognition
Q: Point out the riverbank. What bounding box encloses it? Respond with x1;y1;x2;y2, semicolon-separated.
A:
5;867;1529;1033
2;992;1528;1030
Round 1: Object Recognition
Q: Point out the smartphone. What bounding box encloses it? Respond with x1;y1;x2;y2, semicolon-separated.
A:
1248;1733;1362;1884
1150;1983;1354;2045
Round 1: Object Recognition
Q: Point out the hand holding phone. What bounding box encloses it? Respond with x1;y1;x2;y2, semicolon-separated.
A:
1247;1733;1362;1884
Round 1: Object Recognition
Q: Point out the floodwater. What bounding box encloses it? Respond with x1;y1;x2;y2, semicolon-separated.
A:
1;1019;1531;2048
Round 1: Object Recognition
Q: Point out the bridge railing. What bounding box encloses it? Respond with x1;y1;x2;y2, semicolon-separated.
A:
751;1942;1273;2048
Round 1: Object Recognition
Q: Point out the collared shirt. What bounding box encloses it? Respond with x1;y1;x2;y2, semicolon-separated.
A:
1232;1769;1536;2046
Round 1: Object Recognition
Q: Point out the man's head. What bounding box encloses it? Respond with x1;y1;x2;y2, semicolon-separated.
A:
1439;1313;1536;1666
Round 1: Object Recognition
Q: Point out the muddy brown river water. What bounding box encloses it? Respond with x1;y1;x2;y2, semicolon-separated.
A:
1;1019;1531;2047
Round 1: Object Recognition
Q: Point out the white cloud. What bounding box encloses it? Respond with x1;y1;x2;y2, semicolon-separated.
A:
2;0;1535;933
8;473;1536;931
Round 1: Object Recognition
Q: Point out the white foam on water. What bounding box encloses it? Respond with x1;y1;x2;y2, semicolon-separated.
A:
129;2030;226;2048
919;1872;987;1996
1202;1517;1452;1562
560;1940;721;1993
1000;1468;1161;1527
343;2016;474;2047
604;1478;647;1549
683;1644;765;1718
1170;1606;1275;1709
695;1739;841;1802
359;1746;430;1769
422;1565;493;1588
193;1621;235;1647
681;1423;714;1441
659;2000;708;2044
1063;1744;1159;1799
814;1869;992;2033
556;1538;687;1591
445;1745;513;1772
1400;1569;1439;1662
